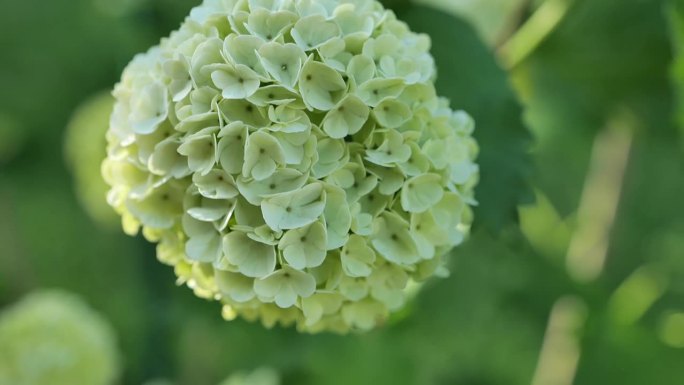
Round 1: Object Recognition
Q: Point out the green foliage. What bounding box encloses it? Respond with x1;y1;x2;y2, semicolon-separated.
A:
669;0;684;144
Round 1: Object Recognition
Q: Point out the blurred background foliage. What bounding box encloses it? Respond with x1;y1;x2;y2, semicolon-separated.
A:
1;0;683;384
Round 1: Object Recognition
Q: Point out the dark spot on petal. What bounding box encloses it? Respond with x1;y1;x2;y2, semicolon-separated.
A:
281;64;288;71
372;90;379;95
300;236;307;242
390;233;398;241
383;106;389;112
306;75;313;81
286;207;293;213
267;93;275;99
246;105;254;112
269;183;276;189
338;106;345;112
259;148;266;154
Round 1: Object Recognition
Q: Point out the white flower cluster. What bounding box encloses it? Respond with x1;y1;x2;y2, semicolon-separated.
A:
104;0;478;333
0;291;119;385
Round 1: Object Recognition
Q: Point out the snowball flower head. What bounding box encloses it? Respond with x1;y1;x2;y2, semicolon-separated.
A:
104;0;479;333
0;291;120;385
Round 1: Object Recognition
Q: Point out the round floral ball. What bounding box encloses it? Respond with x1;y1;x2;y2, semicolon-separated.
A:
104;0;479;333
0;291;120;385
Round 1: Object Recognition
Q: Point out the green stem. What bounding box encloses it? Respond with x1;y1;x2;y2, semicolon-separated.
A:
498;0;573;69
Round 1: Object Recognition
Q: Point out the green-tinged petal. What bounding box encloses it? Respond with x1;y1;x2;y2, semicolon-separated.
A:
215;270;256;303
193;169;239;199
129;81;168;134
341;299;388;330
184;227;223;264
401;173;444;213
253;266;317;308
371;211;420;265
211;64;261;99
222;231;276;278
186;195;234;223
148;137;191;179
177;127;219;175
261;182;326;230
373;98;411;129
295;0;333;17
301;293;344;326
278;221;327;269
322;94;370;138
234;197;267;227
191;38;224;86
248;224;282;246
258;42;306;88
399;83;437;110
341;234;376;277
219;99;269;127
217;122;248;174
357;187;391;217
338;275;368;301
223;34;267;76
312;137;348;178
398;142;430;176
245;9;298;41
163;57;192;102
350;202;373;235
237;168;308;205
329;159;377;203
422;138;449;169
176;111;220;133
334;6;375;49
346;55;376;85
322;184;352;249
267;104;311;133
299;56;347;111
365;129;411;165
242;130;286;181
271;130;315;168
366;163;405;195
431;192;467;245
309;255;343;290
411;210;449;246
291;15;340;50
126;182;185;229
248;85;304;107
355;78;405;107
